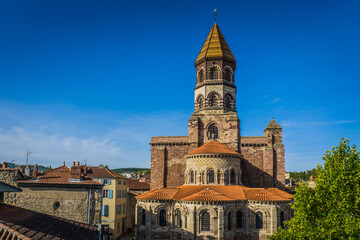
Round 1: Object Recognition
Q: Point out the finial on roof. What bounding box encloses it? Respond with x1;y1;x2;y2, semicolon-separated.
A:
272;116;274;120
214;8;218;24
63;161;65;166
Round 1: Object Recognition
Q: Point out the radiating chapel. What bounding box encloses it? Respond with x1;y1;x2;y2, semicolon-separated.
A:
136;22;293;240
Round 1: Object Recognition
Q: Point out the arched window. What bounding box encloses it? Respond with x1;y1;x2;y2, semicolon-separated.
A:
224;67;232;81
190;170;194;184
141;208;146;225
208;124;218;140
198;69;204;82
217;171;221;184
225;95;233;109
209;66;218;80
208;94;219;107
197;96;204;109
230;170;236;184
280;211;285;229
256;212;263;229
175;210;182;227
208;169;215;184
159;209;167;226
224;170;229;185
227;212;232;230
236;211;242;228
201;211;210;231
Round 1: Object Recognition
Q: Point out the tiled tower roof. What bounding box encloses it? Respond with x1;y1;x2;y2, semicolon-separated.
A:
186;140;241;156
195;24;236;64
265;118;282;129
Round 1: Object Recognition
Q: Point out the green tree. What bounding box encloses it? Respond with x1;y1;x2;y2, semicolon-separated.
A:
45;166;52;171
271;138;360;240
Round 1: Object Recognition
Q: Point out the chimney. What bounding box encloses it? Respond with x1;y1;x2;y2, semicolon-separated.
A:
73;161;75;166
63;161;66;166
2;162;8;169
33;164;38;179
24;164;31;177
99;164;104;169
77;161;80;166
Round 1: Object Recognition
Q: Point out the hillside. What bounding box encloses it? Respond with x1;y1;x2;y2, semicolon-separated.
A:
111;168;150;174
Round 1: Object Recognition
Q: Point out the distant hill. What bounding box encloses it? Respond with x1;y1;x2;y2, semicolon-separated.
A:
111;168;150;174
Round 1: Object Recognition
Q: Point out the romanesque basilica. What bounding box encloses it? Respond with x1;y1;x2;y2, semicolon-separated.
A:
136;23;293;240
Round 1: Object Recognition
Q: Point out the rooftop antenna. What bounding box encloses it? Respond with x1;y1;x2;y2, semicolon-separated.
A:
26;151;37;165
214;8;218;24
84;158;90;165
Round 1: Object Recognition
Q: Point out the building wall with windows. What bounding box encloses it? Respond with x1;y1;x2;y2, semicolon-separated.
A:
89;166;128;239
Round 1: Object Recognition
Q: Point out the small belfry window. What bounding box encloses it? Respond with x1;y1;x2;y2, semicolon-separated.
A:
225;95;233;109
190;170;194;184
256;212;263;229
224;67;232;81
197;96;204;109
208;94;219;107
159;209;167;226
209;66;218;80
201;211;210;231
208;169;215;184
198;70;204;82
208;124;218;140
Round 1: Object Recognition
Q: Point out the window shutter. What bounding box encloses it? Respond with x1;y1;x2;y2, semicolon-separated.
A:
102;205;105;216
109;190;113;199
101;179;104;184
105;205;109;217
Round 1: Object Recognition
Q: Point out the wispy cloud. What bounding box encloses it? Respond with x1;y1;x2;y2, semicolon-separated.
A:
281;120;358;128
272;97;281;103
0;102;189;168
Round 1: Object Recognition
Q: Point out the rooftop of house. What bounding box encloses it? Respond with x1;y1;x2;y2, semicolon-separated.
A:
86;164;127;180
136;185;293;202
0;204;97;240
128;178;150;190
17;163;102;186
186;140;242;156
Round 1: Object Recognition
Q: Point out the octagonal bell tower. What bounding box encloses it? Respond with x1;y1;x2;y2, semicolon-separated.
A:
188;23;240;151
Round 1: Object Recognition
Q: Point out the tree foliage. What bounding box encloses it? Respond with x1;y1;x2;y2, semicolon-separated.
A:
289;168;317;181
271;138;360;240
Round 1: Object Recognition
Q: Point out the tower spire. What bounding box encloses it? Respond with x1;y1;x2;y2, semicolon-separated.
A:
214;8;218;24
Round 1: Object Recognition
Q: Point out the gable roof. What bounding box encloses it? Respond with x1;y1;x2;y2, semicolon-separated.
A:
195;24;236;64
137;185;293;202
265;118;282;129
87;166;127;179
0;204;97;240
186;140;241;156
17;165;102;186
127;178;150;190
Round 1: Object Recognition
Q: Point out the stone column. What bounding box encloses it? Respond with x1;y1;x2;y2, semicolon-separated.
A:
147;206;152;240
218;206;224;240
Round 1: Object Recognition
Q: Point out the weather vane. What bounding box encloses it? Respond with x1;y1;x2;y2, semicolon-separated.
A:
214;8;218;23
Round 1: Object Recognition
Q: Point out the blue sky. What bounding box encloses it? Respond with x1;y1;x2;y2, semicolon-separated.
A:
0;0;359;171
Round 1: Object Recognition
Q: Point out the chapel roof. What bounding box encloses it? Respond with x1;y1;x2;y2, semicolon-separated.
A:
136;185;293;202
195;24;236;64
265;118;282;130
186;140;241;156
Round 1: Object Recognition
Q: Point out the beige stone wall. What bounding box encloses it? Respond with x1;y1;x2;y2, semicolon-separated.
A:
14;185;102;224
0;169;22;204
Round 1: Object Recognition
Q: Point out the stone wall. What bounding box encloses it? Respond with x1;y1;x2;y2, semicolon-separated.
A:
14;185;102;224
0;169;23;204
135;200;292;240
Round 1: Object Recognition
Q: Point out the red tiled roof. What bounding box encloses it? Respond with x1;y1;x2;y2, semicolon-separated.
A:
0;204;97;240
137;185;293;202
17;165;102;185
186;140;241;156
87;166;127;179
128;178;150;190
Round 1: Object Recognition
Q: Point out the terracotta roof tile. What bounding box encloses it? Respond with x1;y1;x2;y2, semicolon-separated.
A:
128;178;150;190
186;140;241;156
17;165;101;185
137;185;293;202
0;204;97;240
87;166;127;179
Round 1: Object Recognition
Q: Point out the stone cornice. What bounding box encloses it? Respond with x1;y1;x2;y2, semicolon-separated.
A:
150;142;190;147
240;143;267;147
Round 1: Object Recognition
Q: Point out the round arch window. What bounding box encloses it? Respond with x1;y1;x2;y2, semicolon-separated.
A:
53;201;60;210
